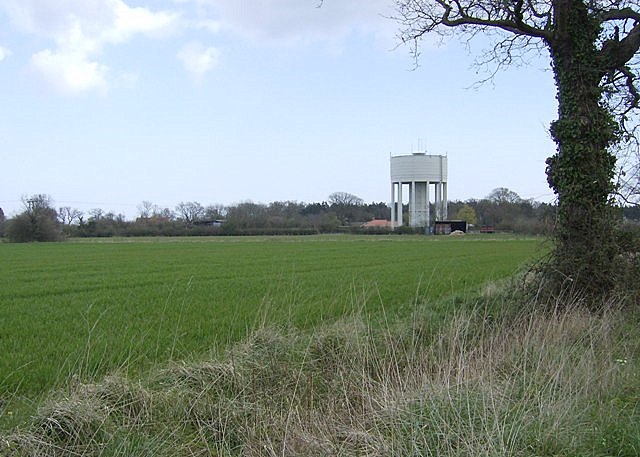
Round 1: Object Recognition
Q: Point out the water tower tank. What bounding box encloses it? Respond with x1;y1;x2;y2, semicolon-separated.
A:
390;153;448;228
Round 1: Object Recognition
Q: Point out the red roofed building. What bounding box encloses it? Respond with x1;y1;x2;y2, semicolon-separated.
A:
361;219;394;229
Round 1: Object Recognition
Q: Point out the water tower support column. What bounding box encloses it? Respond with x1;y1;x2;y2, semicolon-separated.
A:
410;181;416;226
435;183;441;221
426;181;430;226
390;182;396;226
443;182;448;219
398;183;403;226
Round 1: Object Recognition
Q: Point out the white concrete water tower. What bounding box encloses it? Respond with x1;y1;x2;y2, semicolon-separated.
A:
390;153;448;228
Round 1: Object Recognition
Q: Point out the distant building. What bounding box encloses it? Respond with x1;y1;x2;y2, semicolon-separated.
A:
434;220;467;235
361;219;394;229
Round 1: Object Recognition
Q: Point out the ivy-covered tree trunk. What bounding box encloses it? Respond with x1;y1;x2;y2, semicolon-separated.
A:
545;0;619;295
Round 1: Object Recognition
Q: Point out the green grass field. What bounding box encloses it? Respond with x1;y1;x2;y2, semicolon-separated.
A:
2;235;639;457
0;235;543;402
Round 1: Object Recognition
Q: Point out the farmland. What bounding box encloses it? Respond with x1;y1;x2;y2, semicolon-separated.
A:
2;235;639;457
0;235;542;402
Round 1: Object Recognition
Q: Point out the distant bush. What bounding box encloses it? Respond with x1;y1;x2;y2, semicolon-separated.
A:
218;226;318;236
6;196;62;242
392;225;425;235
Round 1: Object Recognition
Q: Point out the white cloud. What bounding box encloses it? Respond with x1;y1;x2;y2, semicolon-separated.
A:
202;0;395;45
178;41;220;82
0;0;179;93
0;0;179;43
108;1;178;42
30;49;108;94
0;45;11;61
0;0;397;93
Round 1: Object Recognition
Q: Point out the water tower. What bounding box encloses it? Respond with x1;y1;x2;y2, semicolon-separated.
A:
390;153;448;228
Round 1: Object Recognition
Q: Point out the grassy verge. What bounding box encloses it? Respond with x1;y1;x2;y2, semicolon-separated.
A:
2;285;638;456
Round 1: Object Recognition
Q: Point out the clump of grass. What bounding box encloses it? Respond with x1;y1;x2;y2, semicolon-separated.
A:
2;290;638;456
2;375;154;456
75;375;152;427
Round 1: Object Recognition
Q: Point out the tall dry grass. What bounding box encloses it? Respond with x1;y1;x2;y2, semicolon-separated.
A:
2;291;638;456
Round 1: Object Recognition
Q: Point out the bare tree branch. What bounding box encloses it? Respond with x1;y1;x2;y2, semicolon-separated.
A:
600;7;640;22
599;23;640;72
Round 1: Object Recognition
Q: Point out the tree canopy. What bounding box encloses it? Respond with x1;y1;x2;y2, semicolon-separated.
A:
6;195;61;242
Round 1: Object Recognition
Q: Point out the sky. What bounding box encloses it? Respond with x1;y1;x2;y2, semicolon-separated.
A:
0;0;559;219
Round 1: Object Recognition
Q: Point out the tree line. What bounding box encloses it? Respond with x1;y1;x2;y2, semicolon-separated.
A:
4;188;637;242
